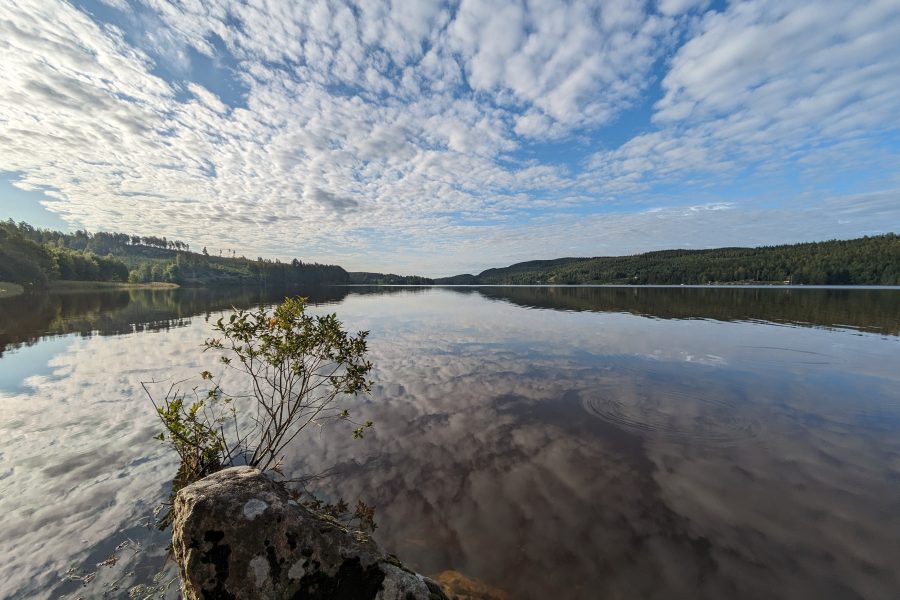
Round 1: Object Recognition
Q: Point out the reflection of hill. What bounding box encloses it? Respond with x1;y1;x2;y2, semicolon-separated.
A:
461;286;900;336
4;284;894;356
0;286;420;356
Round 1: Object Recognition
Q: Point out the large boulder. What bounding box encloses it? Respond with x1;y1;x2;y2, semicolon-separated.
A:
172;466;448;600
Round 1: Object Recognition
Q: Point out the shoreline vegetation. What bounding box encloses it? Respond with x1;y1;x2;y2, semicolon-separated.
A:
2;219;898;290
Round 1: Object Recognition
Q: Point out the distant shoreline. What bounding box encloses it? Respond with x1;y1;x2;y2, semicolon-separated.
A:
4;282;897;301
338;283;900;289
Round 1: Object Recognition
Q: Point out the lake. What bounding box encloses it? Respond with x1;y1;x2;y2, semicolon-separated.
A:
1;285;899;599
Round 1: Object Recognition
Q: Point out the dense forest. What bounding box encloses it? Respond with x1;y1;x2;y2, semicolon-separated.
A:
436;235;900;286
0;220;129;286
348;272;434;285
0;220;349;288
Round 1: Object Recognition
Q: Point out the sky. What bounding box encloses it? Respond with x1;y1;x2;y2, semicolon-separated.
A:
1;0;899;276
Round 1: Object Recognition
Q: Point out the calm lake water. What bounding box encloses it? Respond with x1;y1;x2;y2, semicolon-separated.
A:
1;285;900;599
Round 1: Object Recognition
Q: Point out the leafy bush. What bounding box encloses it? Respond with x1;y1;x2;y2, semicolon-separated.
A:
145;297;373;484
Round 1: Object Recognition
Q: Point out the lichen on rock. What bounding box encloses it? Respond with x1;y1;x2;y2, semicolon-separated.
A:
172;466;448;600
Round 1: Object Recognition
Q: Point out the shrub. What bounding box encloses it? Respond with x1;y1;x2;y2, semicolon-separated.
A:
145;297;373;484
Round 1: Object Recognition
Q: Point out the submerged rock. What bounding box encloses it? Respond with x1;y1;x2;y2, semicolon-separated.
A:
172;466;447;600
433;571;510;600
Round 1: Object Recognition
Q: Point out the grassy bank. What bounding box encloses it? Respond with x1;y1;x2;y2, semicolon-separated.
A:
0;281;25;298
48;281;180;291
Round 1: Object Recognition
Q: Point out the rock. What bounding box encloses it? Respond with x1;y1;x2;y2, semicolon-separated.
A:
172;466;448;600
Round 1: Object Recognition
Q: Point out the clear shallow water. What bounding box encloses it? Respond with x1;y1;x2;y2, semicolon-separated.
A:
1;286;899;599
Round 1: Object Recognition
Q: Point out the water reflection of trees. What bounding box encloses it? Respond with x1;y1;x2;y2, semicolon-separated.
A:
0;286;421;356
4;285;895;357
462;286;900;335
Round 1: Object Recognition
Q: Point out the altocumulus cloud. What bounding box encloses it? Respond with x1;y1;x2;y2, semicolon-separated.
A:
0;0;898;274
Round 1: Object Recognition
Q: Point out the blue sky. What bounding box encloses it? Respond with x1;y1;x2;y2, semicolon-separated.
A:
1;0;898;275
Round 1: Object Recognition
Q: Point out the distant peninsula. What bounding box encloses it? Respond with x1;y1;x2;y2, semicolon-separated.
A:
435;235;900;286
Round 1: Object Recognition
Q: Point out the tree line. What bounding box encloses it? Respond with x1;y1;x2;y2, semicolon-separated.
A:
435;234;900;286
348;272;435;285
1;220;129;286
0;219;349;288
125;251;349;287
12;221;192;254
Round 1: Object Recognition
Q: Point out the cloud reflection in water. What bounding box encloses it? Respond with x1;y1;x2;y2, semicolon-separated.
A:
0;287;898;599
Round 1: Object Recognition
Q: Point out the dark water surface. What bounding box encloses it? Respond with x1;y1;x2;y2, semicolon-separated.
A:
1;286;899;599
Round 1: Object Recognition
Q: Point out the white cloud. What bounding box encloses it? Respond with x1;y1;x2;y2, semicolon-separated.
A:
447;0;667;129
592;0;900;191
6;0;651;266
0;0;897;274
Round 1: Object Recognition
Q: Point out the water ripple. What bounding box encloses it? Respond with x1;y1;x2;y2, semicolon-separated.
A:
580;377;762;446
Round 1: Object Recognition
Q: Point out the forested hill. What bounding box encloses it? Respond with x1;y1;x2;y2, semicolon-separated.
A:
0;220;349;288
435;235;900;286
348;272;435;285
